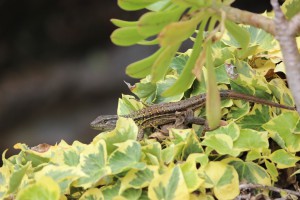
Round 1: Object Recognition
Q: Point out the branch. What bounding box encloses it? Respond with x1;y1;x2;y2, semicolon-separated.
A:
239;183;300;197
271;0;300;113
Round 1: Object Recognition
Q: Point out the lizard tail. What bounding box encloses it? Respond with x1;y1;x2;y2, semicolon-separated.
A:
220;90;295;110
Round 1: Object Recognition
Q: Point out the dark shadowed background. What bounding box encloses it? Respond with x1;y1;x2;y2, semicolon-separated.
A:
0;0;277;159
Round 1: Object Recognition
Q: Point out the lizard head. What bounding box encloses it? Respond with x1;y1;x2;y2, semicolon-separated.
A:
90;115;118;131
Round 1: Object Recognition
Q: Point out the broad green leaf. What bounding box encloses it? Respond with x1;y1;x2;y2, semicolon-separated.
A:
151;44;180;82
35;165;84;194
79;188;101;200
224;158;271;185
163;16;209;96
16;176;60;200
268;78;295;107
170;54;189;74
120;166;159;192
141;142;162;164
205;122;240;141
138;8;184;37
8;163;30;194
131;81;157;103
158;17;199;47
200;161;239;200
186;153;209;168
223;25;275;55
148;166;189;200
227;99;250;120
162;144;175;164
93;118;138;155
117;94;144;115
246;150;262;161
180;160;203;192
111;27;146;46
202;134;240;157
108;140;145;174
237;104;271;131
262;112;300;152
132;76;183;103
225;21;250;50
126;48;165;78
118;0;160;11
74;140;110;188
63;149;80;167
99;181;121;199
181;129;204;160
269;149;300;169
154;75;184;103
282;0;300;19
111;19;138;28
233;129;269;151
121;188;142;200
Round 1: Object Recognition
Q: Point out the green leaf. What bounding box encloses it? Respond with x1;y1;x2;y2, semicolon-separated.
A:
8;163;30;194
138;8;184;37
99;181;121;199
170;54;189;74
117;95;144;115
148;166;189;200
93;118;139;154
206;41;222;130
158;13;203;47
200;161;239;200
224;158;271;185
265;160;278;182
269;149;300;169
225;20;250;50
74;140;110;188
120;166;158;193
202;134;240;157
205;122;240;141
282;0;300;19
111;26;146;46
181;130;204;160
262;112;300;153
16;176;60;200
79;188;102;200
180;160;203;192
132;76;183;104
163;16;209;96
35;165;84;194
222;25;276;54
151;44;180;82
108;140;145;174
111;19;138;28
118;0;160;11
126;48;165;78
233;129;269;151
141;142;162;165
237;105;271;130
121;188;142;200
246;150;262;161
172;0;211;7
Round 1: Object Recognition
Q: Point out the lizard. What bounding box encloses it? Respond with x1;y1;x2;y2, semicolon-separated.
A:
90;90;295;140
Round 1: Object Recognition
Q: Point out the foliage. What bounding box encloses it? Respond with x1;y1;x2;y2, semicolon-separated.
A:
1;0;300;199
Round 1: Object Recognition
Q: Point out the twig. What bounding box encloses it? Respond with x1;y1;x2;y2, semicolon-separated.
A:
239;183;300;197
271;0;300;114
